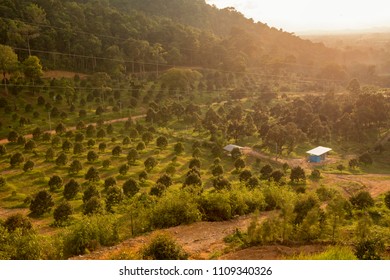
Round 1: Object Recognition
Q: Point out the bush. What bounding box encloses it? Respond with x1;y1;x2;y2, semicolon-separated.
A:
150;191;201;228
4;213;33;233
62;215;119;258
141;234;188;260
350;191;374;210
199;191;232;221
354;237;384;260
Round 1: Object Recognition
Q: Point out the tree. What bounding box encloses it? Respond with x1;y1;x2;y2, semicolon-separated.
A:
10;152;24;167
82;185;100;203
174;142;184;154
234;158;246;171
144;157;158;172
23;160;34;172
24;140;37;152
156;174;173;188
136;141;146;151
211;164;224;177
119;164;129;175
61;139;73;152
349;158;359;169
104;177;117;191
55;153;68;166
0;44;18;94
239;169;252;182
142;132;154;145
213;176;231;191
188;158;201;169
123;179;140;197
260;164;273;179
231;147;242;160
150;183;167;197
246;176;260;190
63;179;80;200
270;170;284;183
183;173;202;187
99;142;107;152
85;167;100;182
30;190;54;217
22;56;43;82
384;192;390;210
69;160;83;175
350;191;374;210
45;147;55;161
0;144;7;156
7;131;19;143
105;186;124;212
337;164;345;174
53;202;73;226
73;142;85;155
83;197;104;215
87;151;99;162
159;68;202;94
48;175;63;192
359;153;373;166
127;148;139;165
55;122;67;135
112;145;122;156
156;136;168;149
290;166;306;183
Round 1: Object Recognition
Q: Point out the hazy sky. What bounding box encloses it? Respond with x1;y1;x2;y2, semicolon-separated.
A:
206;0;390;33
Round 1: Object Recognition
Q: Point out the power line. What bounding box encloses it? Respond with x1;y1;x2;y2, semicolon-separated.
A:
0;15;319;69
10;46;344;84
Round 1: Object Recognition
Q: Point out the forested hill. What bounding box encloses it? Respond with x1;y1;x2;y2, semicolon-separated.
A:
0;0;339;74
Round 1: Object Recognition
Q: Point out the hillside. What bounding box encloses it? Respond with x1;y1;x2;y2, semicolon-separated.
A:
0;0;340;76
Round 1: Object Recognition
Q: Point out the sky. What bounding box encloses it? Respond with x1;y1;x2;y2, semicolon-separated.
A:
206;0;390;34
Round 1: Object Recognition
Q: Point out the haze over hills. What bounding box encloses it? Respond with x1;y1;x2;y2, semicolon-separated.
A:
0;0;389;85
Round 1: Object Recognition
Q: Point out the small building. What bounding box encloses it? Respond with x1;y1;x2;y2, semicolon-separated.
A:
223;144;243;154
306;146;332;163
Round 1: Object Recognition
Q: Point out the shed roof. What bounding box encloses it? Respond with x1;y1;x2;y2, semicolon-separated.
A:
223;144;243;152
306;146;332;156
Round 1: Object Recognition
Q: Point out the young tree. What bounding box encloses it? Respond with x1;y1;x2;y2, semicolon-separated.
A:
119;164;129;175
63;179;80;200
53;201;73;226
112;145;122;156
30;190;54;217
127;148;139;165
85;167;100;182
188;158;201;169
82;185;100;203
69;160;83;175
45;147;55;161
23;160;35;172
105;186;124;212
73;142;85;155
10;152;25;167
239;169;252;182
83;197;104;215
48;175;63;192
24;140;37;152
144;157;158;172
174;142;184;154
87;151;99;162
290;166;306;183
0;144;7;156
123;178;140;197
156;174;173;188
55;153;68;166
234;158;246;171
104;177;117;191
142;132;154;145
156;136;168;149
260;164;273;179
211;164;224;177
350;191;374;210
4;213;32;233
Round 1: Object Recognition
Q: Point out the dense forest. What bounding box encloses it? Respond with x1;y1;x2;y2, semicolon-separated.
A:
0;0;390;261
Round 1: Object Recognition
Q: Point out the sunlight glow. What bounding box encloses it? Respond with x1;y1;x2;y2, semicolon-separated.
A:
206;0;390;33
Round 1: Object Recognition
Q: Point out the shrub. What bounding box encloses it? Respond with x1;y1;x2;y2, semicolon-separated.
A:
141;234;188;260
4;213;33;233
62;215;119;258
199;191;232;221
150;191;201;228
350;191;374;210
